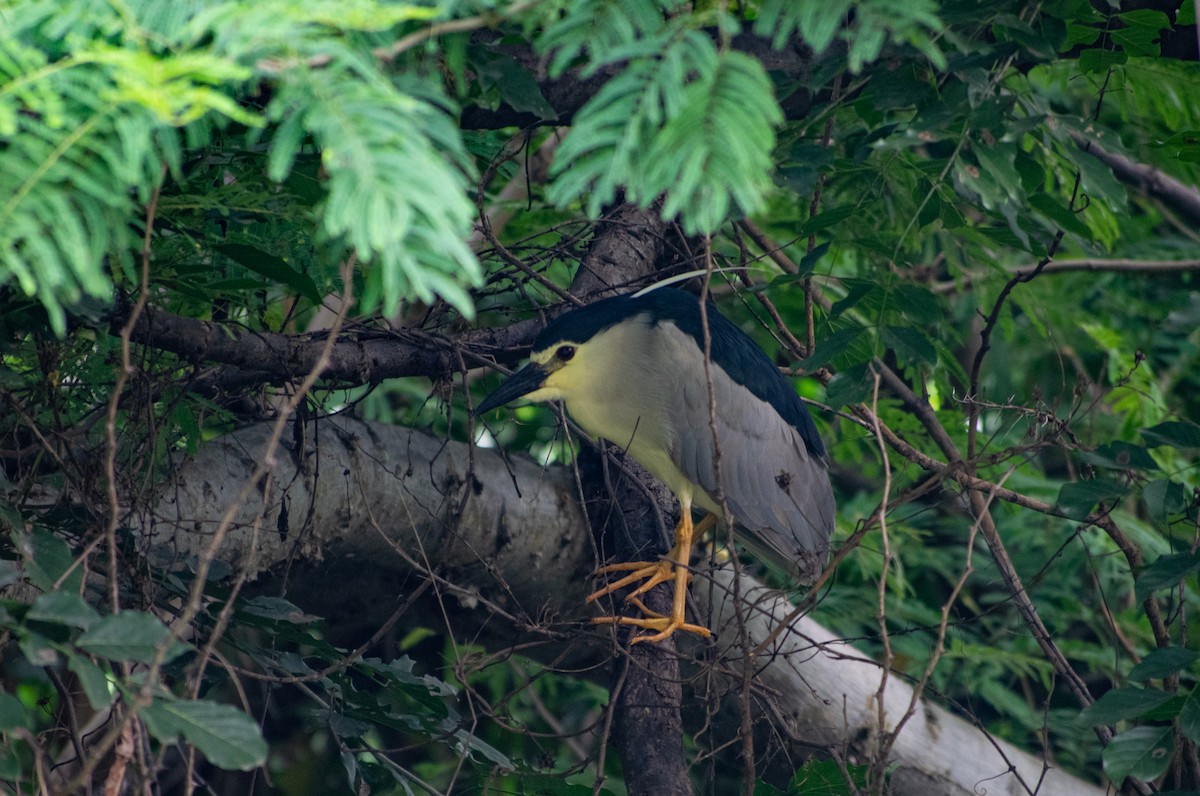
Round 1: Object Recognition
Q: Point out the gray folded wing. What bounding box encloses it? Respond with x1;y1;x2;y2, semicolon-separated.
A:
672;366;835;581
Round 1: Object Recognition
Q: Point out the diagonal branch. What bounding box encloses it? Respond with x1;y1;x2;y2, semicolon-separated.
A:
1072;131;1200;226
146;413;1106;796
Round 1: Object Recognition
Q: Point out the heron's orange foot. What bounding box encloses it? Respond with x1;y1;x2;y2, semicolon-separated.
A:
590;613;711;644
586;559;690;604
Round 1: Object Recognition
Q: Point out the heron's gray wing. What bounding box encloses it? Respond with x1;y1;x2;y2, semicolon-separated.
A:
672;364;835;581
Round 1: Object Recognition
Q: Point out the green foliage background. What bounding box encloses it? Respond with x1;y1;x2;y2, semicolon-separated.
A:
1;0;1199;793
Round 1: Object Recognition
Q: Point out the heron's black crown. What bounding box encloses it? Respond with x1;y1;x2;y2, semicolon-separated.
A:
535;289;827;459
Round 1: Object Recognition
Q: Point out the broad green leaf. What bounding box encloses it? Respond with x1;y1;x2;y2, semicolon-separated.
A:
1129;648;1200;681
797;242;831;276
1079;48;1128;74
67;653;112;711
1136;551;1200;602
509;777;615;796
0;742;21;781
328;713;371;739
801;328;868;371
824;363;873;408
216;244;322;304
360;656;457;697
1102;725;1173;784
1028;192;1092;238
141;698;267;771
1079;687;1174;725
830;280;878;318
1081;442;1158;471
1055;479;1128;520
27;591;100;630
881;326;937;366
77;612;172;664
453;728;514;769
797;207;859;237
0;693;28;732
1142;421;1200;449
19;529;81;593
1143;479;1188;522
1180;684;1200;744
787;757;870;793
241;596;319;624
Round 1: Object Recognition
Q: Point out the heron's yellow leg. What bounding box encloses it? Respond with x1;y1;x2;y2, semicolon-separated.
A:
587;514;717;643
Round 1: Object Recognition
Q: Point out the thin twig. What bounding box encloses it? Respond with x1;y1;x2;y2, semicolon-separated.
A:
103;164;166;612
867;368;893;796
375;0;543;61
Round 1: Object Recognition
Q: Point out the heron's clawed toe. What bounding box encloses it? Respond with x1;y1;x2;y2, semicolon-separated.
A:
586;559;684;604
590;613;711;643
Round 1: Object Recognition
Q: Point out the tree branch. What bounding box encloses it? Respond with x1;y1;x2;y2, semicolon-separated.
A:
146;414;1106;796
1073;131;1200;226
931;258;1200;294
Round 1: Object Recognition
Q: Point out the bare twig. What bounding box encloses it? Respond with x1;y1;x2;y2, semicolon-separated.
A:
374;0;542;62
868;368;894;796
104;165;167;612
932;258;1200;294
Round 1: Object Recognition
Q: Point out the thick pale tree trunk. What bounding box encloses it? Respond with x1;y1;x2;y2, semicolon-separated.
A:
146;414;1106;796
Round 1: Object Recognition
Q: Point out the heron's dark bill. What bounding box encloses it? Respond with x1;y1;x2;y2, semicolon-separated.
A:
474;362;549;415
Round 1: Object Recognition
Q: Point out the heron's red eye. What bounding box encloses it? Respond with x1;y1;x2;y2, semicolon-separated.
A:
556;346;576;362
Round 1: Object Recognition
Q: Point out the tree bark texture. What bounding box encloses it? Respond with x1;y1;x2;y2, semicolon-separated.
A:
580;446;692;796
145;414;1107;796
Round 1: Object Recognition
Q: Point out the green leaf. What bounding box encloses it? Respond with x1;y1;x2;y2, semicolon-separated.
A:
18;529;81;593
830;280;877;318
1028;192;1092;238
551;35;782;235
1142;421;1200;449
880;326;937;366
1180;684;1200;744
216;244;322;304
27;591;101;630
454;727;514;769
268;61;480;320
18;630;60;667
973;142;1022;201
797;242;831;276
1137;551;1200;601
1081;442;1158;471
472;51;558;120
797;206;859;237
67;654;112;711
1078;48;1128;74
76;612;173;664
241;596;319;624
824;363;873;408
1143;479;1188;521
1055;479;1128;520
0;693;28;732
141;698;267;771
1129;648;1200;681
800;327;867;370
1080;687;1174;725
1102;725;1173;784
787;757;870;792
753;0;850;53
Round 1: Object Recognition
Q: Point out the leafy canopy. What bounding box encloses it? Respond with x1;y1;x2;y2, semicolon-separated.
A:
2;0;1200;793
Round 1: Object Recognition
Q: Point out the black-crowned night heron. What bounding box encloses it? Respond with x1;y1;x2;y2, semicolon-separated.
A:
475;288;835;643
